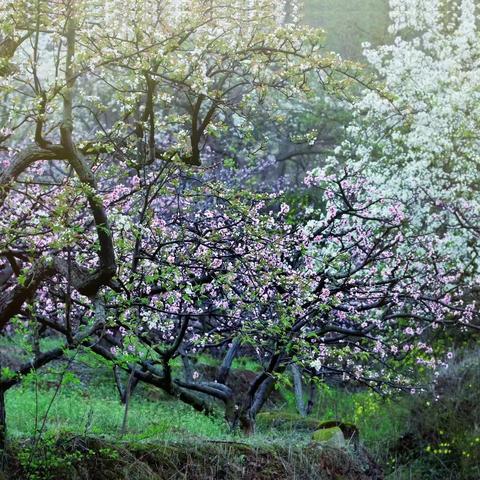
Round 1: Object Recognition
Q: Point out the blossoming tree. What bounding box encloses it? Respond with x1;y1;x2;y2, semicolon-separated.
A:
0;0;348;439
332;0;480;298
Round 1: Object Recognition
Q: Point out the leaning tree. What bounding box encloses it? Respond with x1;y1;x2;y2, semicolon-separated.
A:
0;0;350;440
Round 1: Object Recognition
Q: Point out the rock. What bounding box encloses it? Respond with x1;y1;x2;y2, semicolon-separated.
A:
312;426;346;448
317;420;360;447
257;411;320;430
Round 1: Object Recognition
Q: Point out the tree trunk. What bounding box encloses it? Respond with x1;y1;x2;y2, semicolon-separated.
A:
113;365;126;403
217;338;240;384
120;369;136;436
291;364;306;417
0;387;6;450
181;351;193;382
114;365;139;405
283;0;295;24
251;376;276;418
238;375;276;435
306;378;316;416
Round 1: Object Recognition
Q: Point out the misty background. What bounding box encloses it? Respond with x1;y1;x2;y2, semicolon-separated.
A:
303;0;389;58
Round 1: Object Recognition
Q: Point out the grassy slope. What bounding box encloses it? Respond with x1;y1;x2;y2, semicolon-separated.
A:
0;334;420;479
4;340;407;450
2;343;410;480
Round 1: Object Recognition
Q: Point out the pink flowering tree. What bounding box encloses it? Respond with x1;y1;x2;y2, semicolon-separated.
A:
0;0;341;337
0;0;354;442
23;159;468;434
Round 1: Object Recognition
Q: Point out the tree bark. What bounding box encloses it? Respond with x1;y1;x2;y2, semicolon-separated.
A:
291;364;306;417
181;351;193;382
0;388;5;451
120;369;136;435
114;365;140;404
235;375;277;434
217;338;240;384
306;378;317;416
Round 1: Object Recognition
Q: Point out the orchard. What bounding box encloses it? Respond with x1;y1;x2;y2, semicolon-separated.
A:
0;1;479;479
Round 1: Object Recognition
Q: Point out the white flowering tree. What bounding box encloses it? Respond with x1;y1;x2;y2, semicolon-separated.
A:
327;0;480;324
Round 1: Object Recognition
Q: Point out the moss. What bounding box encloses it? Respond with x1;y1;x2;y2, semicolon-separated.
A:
318;421;359;445
257;411;320;431
312;427;346;448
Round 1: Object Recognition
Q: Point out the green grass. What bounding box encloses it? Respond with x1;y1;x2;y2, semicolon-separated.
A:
6;341;478;480
2;342;408;451
261;383;410;461
312;385;410;449
0;337;417;479
231;356;262;372
6;383;229;442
